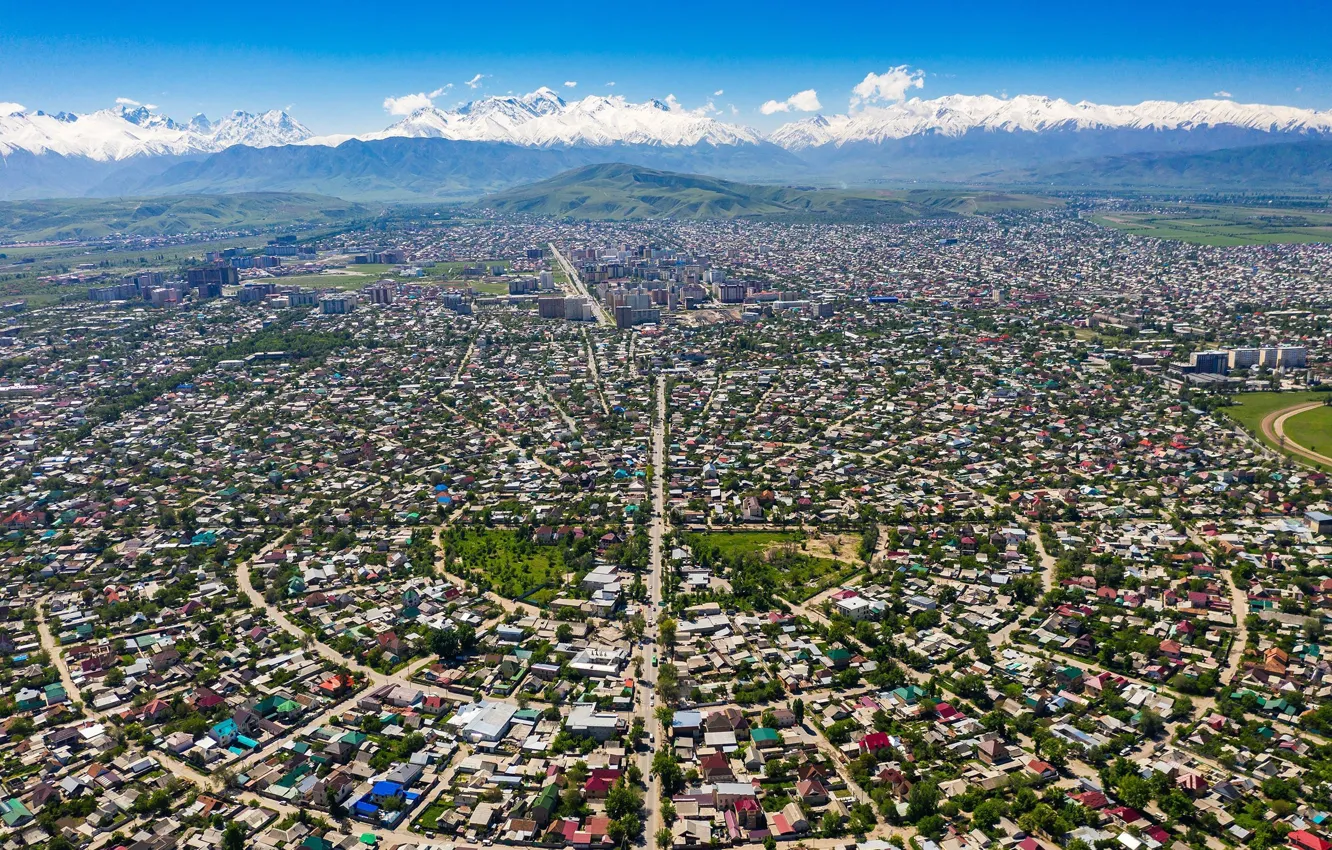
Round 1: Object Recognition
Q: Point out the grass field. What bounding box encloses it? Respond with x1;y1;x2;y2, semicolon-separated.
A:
1093;204;1332;246
689;529;862;602
1280;405;1332;459
441;528;563;603
1221;391;1332;468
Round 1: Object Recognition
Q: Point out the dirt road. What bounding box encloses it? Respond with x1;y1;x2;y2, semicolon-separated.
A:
1261;401;1332;467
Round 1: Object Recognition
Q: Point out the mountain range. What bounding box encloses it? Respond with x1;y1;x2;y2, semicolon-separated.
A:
3;91;1332;199
0;103;312;160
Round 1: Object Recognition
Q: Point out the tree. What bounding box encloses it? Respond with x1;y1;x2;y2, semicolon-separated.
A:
656;828;673;849
1138;709;1165;738
1117;775;1151;810
627;613;646;642
657;662;679;704
223;823;246;850
430;625;465;658
821;810;843;836
652;748;684;797
609;814;642;845
659;617;677;647
606;779;642;821
557;623;574;643
655;705;675;728
907;781;939;822
792;697;805;724
915;815;945;839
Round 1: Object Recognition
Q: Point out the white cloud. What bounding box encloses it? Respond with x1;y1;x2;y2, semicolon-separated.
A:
383;86;452;114
850;66;925;109
760;88;822;115
465;73;489;89
714;89;724;96
144;104;158;110
662;94;717;116
0;102;25;115
383;92;435;115
1213;90;1232;98
606;81;616;87
563;81;577;88
115;97;141;107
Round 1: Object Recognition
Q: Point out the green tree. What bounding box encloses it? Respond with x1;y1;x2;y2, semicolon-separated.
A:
605;779;642;820
659;617;677;647
907;781;939;822
223;823;246;850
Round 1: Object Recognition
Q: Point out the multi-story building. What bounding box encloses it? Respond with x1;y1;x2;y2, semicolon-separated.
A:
1189;350;1229;375
365;282;395;305
187;266;239;299
319;293;357;315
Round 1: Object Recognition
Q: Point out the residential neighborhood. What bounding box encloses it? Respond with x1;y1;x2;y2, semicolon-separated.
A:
1;209;1332;850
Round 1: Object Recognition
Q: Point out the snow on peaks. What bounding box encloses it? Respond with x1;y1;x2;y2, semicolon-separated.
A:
0;103;313;161
364;89;762;147
768;94;1332;149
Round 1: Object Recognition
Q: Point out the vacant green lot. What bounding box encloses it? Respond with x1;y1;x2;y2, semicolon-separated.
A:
1221;391;1332;468
689;530;862;603
441;527;563;602
1281;405;1332;457
1094;205;1332;247
1222;391;1329;434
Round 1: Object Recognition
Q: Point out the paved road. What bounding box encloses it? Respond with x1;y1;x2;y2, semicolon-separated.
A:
638;374;669;848
549;242;611;326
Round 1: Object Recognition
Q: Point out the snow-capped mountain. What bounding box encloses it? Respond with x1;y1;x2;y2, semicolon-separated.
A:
769;95;1332;150
0;104;313;161
341;87;763;148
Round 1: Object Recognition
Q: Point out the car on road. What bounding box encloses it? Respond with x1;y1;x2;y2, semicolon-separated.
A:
651;654;658;666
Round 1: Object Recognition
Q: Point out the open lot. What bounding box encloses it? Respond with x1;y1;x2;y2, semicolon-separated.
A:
688;529;862;602
1281;404;1332;458
1094;204;1332;246
441;527;566;604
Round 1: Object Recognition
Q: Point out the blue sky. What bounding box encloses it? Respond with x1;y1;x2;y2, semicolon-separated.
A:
3;0;1330;134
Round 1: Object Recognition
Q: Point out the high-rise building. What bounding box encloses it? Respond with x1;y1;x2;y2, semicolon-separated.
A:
538;297;566;318
1278;345;1308;369
716;282;746;304
365;281;395;305
1189;350;1229;375
319;294;357;315
187;266;239;299
1229;348;1261;369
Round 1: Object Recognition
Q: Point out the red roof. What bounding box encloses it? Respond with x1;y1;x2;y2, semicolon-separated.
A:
1290;830;1332;850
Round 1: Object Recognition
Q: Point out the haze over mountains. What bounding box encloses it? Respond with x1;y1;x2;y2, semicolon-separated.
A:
3;89;1332;199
